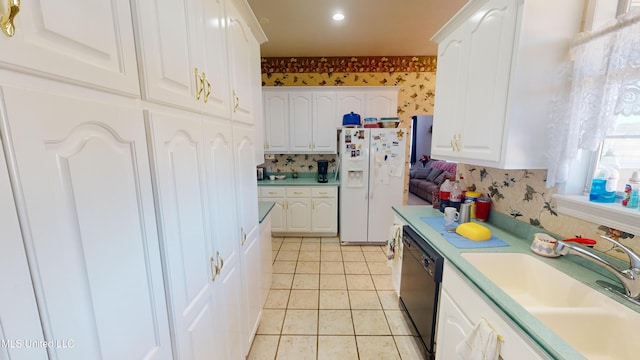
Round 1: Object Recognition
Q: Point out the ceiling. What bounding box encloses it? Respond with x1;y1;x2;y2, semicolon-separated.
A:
247;0;469;58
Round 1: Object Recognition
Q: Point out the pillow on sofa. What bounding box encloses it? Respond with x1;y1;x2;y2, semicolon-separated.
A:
433;171;451;186
425;168;443;182
411;168;432;179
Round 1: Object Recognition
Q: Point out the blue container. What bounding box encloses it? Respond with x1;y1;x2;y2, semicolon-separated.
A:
589;178;616;203
342;112;361;127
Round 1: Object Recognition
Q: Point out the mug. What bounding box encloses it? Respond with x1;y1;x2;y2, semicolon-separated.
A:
444;207;459;225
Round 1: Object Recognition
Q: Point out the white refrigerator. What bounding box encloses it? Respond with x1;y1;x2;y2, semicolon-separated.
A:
339;128;407;243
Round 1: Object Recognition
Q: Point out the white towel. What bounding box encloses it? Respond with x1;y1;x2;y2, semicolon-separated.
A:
387;224;402;261
456;318;502;360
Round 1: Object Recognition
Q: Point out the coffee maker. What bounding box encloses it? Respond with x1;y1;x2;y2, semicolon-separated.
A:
317;160;329;183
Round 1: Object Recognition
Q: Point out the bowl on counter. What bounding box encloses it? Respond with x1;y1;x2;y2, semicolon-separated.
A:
378;117;400;128
269;175;276;180
275;175;286;180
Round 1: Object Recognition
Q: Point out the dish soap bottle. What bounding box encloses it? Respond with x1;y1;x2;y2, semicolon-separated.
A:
590;149;619;203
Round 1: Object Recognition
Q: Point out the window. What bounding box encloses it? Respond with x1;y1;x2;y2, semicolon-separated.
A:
550;0;640;236
597;114;640;192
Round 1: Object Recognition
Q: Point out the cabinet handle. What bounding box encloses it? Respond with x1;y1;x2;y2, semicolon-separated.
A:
294;192;303;195
312;200;315;209
284;201;288;210
233;90;239;112
0;0;19;38
216;251;223;274
194;68;204;100
241;227;247;246
319;192;327;195
309;143;312;149
265;141;270;149
203;76;212;103
268;191;277;195
210;256;218;281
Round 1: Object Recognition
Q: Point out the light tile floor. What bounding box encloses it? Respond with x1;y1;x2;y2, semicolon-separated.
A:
248;236;426;360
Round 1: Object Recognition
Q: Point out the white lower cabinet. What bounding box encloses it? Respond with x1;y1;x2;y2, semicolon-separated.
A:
260;186;338;235
146;111;221;360
391;215;407;296
259;213;273;307
241;225;261;352
436;262;548;360
0;137;47;360
0;86;173;359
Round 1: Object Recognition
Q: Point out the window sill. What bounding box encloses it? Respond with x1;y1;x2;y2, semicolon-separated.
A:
553;194;640;236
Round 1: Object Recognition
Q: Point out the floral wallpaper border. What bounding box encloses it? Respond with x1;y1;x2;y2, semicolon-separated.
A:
261;56;437;75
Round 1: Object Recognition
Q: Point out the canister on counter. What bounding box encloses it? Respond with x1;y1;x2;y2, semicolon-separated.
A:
465;191;481;218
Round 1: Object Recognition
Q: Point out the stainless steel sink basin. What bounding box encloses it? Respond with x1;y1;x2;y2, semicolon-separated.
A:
460;252;640;359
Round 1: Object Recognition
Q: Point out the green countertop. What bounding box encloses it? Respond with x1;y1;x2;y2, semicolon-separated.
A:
393;205;640;360
258;201;275;224
258;175;339;187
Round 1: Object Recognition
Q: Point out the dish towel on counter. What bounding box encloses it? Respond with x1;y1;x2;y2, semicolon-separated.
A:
387;224;402;261
456;318;502;360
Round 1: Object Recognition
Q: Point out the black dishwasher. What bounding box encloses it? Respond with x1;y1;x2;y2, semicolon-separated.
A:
399;225;444;360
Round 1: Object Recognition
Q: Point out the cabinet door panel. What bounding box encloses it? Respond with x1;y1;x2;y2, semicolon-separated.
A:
147;113;215;360
460;0;516;161
289;92;313;152
311;198;337;233
435;291;474;360
203;121;244;358
227;2;257;125
287;198;312;232
200;0;231;117
263;91;289;152
431;25;467;158
0;0;139;95
269;199;287;232
337;92;365;120
313;92;337;152
1;87;171;359
233;127;259;233
365;92;397;118
134;0;203;111
0;138;47;360
242;226;261;351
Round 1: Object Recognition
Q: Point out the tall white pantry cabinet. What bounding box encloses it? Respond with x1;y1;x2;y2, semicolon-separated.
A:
0;0;266;360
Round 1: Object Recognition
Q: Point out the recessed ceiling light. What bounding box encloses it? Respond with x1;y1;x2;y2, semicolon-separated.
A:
333;13;345;21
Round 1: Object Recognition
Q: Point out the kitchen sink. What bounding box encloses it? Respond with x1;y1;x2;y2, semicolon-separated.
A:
460;252;602;307
460;252;640;359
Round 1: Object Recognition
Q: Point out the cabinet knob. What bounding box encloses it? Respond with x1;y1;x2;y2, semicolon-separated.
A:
240;227;246;246
0;0;20;38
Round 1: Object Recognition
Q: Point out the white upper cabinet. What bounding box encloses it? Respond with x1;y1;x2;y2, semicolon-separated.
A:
263;87;397;153
133;0;229;117
289;91;313;152
0;0;140;95
263;90;289;153
337;92;366;119
431;0;584;169
227;0;260;125
312;92;338;152
0;86;172;359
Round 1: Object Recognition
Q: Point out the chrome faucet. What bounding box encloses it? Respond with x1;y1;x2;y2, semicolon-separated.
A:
553;235;640;304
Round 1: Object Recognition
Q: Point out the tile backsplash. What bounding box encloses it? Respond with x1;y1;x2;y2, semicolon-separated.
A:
260;154;338;174
457;163;638;261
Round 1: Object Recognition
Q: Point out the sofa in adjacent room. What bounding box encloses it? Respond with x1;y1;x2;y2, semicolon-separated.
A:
408;160;457;203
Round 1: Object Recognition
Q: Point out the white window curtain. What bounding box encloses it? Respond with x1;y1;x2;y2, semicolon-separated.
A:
546;12;640;188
